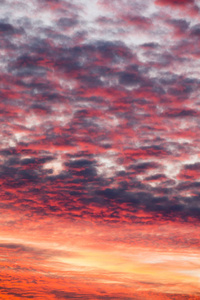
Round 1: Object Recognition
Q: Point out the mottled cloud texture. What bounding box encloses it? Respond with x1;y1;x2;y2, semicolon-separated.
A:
1;0;200;299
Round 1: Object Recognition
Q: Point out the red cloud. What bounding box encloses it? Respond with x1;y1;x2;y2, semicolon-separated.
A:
155;0;199;16
155;0;194;6
120;15;152;29
177;163;200;180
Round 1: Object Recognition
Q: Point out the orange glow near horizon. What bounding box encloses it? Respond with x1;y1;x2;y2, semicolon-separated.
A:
0;211;200;299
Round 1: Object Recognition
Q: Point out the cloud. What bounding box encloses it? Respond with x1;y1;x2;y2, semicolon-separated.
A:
120;15;152;29
1;0;200;298
178;163;200;180
156;0;194;5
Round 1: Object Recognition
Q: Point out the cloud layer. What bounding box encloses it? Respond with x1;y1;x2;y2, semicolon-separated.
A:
1;0;200;298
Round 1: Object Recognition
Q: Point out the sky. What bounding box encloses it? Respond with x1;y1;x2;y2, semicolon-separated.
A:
1;0;200;299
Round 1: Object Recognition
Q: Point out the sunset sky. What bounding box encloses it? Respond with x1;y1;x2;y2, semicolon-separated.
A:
1;0;200;299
